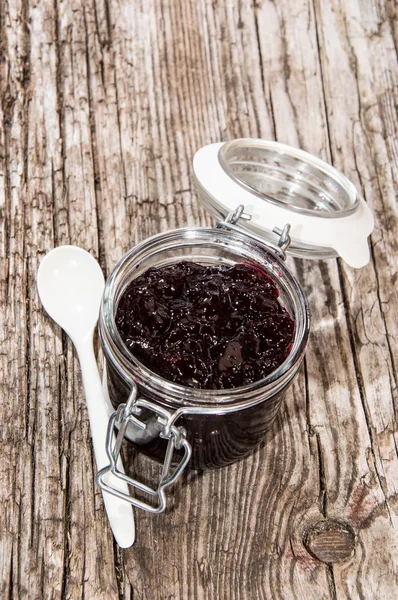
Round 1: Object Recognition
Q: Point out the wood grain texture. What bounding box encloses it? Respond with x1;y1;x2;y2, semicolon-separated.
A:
0;1;397;599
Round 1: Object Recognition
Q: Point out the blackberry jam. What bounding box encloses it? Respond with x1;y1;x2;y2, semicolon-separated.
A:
100;227;309;469
115;262;295;390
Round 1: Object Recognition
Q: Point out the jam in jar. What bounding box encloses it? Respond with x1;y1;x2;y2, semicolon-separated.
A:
115;262;295;390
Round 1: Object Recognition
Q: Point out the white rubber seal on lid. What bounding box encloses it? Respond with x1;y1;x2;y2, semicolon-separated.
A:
193;141;374;268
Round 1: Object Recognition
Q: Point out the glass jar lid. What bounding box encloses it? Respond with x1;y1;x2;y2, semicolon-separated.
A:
193;139;374;268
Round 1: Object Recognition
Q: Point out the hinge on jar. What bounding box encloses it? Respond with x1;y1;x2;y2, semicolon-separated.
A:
97;386;192;514
217;204;292;261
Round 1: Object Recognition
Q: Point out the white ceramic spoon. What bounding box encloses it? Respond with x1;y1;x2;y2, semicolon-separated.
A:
37;245;135;548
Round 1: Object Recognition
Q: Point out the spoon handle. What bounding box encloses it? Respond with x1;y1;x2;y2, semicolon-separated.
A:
76;335;135;549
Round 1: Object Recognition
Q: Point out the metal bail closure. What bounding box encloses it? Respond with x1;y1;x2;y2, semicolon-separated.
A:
217;204;292;261
272;223;292;256
97;386;192;514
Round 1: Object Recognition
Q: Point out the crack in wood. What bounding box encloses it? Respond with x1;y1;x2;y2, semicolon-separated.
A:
82;4;106;271
113;539;125;600
316;433;327;518
311;0;333;162
326;564;337;600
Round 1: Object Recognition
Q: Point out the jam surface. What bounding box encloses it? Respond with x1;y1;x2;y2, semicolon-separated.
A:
115;262;295;389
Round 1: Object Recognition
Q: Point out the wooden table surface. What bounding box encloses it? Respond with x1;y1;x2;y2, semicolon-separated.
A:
1;0;397;598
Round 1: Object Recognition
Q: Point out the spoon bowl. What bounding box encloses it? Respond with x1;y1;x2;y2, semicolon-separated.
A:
38;245;105;343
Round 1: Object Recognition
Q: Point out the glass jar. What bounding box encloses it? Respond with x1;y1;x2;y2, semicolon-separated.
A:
97;139;373;513
99;225;309;472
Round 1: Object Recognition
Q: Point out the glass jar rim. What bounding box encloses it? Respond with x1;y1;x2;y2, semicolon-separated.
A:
218;138;360;219
99;226;310;409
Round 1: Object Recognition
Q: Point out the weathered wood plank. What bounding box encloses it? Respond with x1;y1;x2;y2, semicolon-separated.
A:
50;0;120;597
0;0;120;598
0;0;397;599
1;2;36;598
311;1;398;597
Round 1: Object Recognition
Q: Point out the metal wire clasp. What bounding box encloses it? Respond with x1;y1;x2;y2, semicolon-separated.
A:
217;204;292;260
272;223;292;256
97;386;192;514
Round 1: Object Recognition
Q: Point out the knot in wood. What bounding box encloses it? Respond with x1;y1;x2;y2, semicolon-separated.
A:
304;520;356;565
